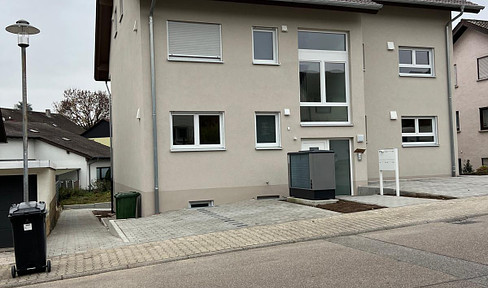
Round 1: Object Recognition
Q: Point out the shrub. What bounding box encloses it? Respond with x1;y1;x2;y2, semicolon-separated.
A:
462;159;474;175
475;165;488;175
91;179;111;193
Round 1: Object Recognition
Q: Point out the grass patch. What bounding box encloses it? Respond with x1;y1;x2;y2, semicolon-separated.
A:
60;190;111;206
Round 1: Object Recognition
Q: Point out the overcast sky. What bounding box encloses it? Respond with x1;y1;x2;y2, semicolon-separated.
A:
0;1;487;112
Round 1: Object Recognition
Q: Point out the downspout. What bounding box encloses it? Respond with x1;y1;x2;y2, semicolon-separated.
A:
149;0;160;214
445;6;464;177
105;81;114;213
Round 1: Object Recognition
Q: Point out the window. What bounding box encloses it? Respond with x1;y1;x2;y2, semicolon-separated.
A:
97;167;110;180
298;31;349;125
255;113;281;149
480;107;488;131
482;158;488;166
167;21;222;62
478;56;488;81
252;27;278;64
171;112;225;151
456;111;460;132
401;117;437;146
399;47;434;77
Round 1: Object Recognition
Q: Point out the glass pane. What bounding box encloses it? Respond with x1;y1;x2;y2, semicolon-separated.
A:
329;140;351;196
399;50;412;64
402;136;434;143
482;158;488;166
399;67;431;74
418;119;433;133
416;51;430;65
300;106;348;122
298;31;345;51
199;115;220;144
253;30;274;60
482;109;488;129
402;119;415;133
256;115;276;144
172;115;194;145
300;62;321;102
325;63;346;103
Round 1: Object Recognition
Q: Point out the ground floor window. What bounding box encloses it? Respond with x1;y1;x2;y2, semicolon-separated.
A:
171;112;225;151
482;158;488;166
255;113;280;149
480;107;488;131
401;116;438;146
96;167;111;180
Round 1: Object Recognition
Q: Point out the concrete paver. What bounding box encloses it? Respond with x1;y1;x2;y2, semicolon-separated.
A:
337;195;440;207
1;195;488;287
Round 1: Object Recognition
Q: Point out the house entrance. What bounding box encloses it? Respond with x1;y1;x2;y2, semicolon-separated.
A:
301;139;352;195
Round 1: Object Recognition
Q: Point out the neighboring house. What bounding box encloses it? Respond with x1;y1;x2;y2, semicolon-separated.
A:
94;0;483;216
81;119;111;147
0;109;110;247
0;109;6;143
453;19;488;172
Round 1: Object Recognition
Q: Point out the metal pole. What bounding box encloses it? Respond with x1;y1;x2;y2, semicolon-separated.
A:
21;46;29;202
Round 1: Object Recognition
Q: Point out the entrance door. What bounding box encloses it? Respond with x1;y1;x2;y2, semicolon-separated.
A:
301;139;351;195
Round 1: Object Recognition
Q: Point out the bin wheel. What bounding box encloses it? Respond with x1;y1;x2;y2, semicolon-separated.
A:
11;265;16;278
46;260;51;273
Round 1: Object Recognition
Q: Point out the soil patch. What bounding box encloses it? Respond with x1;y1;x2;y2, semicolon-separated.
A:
317;200;385;213
400;193;456;200
92;210;114;222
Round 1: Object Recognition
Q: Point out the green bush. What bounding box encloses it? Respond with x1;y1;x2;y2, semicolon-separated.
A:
462;160;474;175
475;165;488;175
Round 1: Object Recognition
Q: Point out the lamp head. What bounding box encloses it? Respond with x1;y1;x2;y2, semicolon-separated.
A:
6;20;40;47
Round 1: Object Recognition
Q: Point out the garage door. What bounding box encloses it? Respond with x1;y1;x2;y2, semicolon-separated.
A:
0;175;37;248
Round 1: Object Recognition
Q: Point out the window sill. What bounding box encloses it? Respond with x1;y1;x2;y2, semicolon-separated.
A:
477;78;488;82
399;74;435;78
171;147;226;152
402;143;439;148
252;61;280;66
479;129;488;133
168;57;223;64
255;146;282;150
301;123;353;127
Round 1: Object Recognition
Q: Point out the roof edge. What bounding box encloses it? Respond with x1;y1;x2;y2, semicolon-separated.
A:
453;19;488;44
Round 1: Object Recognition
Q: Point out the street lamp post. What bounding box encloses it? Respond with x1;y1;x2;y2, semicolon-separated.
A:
6;20;40;203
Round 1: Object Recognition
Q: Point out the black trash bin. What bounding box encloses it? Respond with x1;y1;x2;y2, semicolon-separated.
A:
8;201;51;278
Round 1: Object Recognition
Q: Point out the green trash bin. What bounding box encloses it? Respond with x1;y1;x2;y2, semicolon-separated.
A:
114;192;141;219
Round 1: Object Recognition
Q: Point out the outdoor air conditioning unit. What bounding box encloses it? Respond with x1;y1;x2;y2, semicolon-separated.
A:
288;150;336;200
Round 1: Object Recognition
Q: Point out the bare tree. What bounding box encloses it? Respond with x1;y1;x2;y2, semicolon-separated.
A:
14;101;33;111
53;89;109;129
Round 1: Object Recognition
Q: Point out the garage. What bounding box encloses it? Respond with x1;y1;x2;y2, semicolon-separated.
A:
0;175;37;248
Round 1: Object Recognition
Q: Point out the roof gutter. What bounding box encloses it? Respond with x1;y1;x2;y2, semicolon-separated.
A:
445;6;464;177
149;0;160;214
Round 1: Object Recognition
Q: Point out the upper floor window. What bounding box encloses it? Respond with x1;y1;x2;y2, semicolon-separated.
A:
477;56;488;81
171;112;225;151
401;116;438;146
255;113;281;149
167;21;222;63
399;47;434;77
252;27;278;65
480;107;488;131
298;31;349;125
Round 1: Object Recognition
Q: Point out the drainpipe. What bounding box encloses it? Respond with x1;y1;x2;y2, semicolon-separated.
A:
445;6;464;177
149;0;160;214
105;81;114;213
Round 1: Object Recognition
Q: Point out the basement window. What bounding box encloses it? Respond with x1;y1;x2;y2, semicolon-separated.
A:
189;200;214;208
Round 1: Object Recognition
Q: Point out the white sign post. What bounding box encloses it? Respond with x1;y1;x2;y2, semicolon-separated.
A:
378;148;400;197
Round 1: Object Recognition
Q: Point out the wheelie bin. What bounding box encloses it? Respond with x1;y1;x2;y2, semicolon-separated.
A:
8;201;51;278
114;191;141;219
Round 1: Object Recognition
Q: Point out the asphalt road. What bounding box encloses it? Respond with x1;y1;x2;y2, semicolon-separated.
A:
22;215;488;288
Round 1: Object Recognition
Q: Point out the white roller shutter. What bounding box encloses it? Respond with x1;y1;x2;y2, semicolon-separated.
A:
168;21;221;60
478;56;488;80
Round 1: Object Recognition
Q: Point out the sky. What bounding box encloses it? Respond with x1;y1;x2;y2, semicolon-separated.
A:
0;1;487;112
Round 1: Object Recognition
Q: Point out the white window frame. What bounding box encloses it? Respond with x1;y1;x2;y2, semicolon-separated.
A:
255;112;281;149
298;30;350;126
170;112;225;151
167;21;223;63
252;27;278;65
477;56;488;81
399;47;434;77
401;116;438;147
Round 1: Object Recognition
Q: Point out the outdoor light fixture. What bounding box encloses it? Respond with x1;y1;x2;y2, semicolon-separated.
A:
6;20;40;202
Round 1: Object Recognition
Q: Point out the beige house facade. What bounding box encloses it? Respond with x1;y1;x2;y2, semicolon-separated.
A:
94;0;483;216
453;19;488;172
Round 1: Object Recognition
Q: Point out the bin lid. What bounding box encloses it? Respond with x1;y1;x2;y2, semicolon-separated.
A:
114;191;141;199
8;201;47;217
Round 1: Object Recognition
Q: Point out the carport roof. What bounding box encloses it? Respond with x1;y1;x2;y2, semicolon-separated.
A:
4;121;110;160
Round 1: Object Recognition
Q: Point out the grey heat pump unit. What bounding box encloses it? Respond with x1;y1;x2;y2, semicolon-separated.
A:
288;150;336;200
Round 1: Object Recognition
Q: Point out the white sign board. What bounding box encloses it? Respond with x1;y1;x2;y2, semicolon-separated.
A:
378;148;400;197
